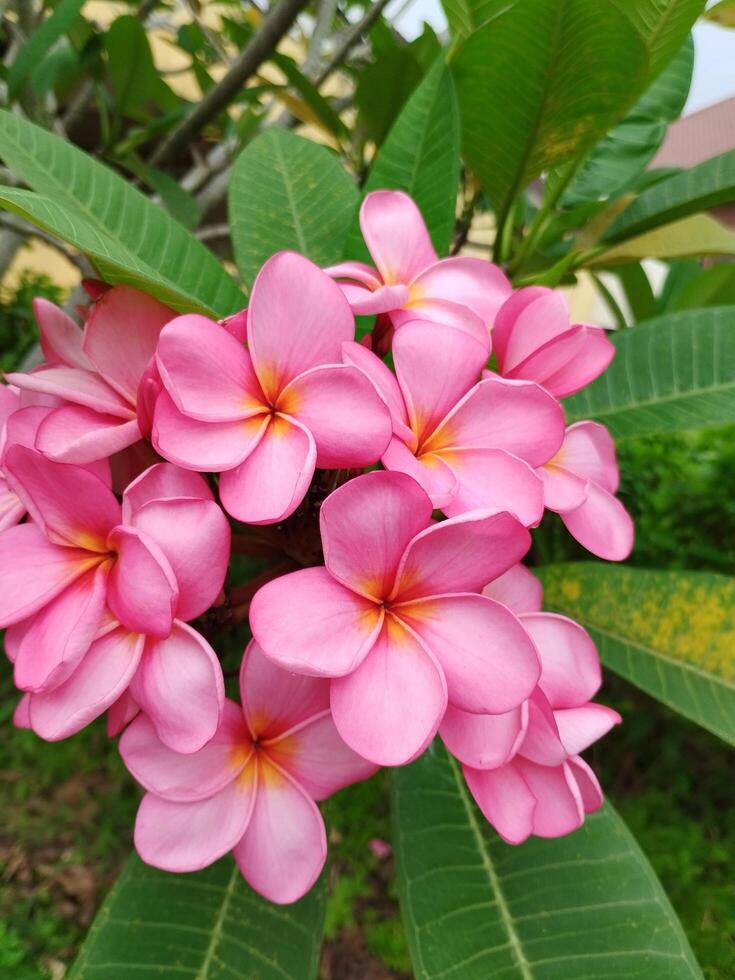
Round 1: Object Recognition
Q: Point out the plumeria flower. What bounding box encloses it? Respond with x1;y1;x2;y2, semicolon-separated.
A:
325;191;511;351
6;288;175;463
121;641;376;904
441;570;621;844
344;321;565;525
492;286;614;398
0;385;29;528
153;251;392;524
250;471;540;766
539;421;634;561
1;454;229;750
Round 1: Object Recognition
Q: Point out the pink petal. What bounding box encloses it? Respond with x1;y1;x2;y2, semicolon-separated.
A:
557;421;619;493
396;594;539;714
135;356;162;437
482;564;542;614
330;617;447;765
539;462;589;512
156;315;264;421
519;612;601;709
560;482;634;561
248;252;354;400
440;448;544;526
518;690;567;766
120;702;248;801
129;622;224;753
463;762;536;845
240;639;330;739
122;462;212;522
342;282;410;316
1;403;47;456
440;702;527;769
508;326;614;398
360;191;437;284
130;497;229;621
0;523;98;626
153;392;268;471
393;299;489;350
392;321;488;445
219;415;316;524
13;564;108;693
4;446;120;549
33;299;91;369
568;756;604;813
106;689;139;736
320;470;432;601
425;375;564;468
324;260;383;291
381;437;458;509
14;693;31;729
83;285;175;402
554;703;622;755
267;712;378;801
134;773;256;872
220;309;248;343
28;627;145;740
0;483;24;530
36;406;141;464
233;758;326;904
107;526;178;638
392;509;530;602
341;340;411;436
283;364;392;468
515;757;585;838
250;566;383;677
0;383;20;426
6;365;134;418
410;256;511;327
493;287;570;372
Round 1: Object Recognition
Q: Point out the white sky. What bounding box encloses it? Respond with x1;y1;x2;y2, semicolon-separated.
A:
389;0;735;116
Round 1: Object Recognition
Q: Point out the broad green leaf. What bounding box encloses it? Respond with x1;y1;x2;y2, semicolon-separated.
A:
270;53;348;143
591;214;735;263
563;37;693;206
538;564;735;747
441;0;497;41
669;263;735;310
392;741;702;979
564;306;735;436
353;57;460;257
704;0;735;26
105;15;180;117
355;46;425;147
0;111;243;316
145;168;203;231
7;0;85;100
229;128;359;288
68;855;326;979
605;149;735;242
452;0;648;225
610;0;705;76
610;262;657;322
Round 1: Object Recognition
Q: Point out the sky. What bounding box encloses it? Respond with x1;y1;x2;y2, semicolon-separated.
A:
388;0;735;117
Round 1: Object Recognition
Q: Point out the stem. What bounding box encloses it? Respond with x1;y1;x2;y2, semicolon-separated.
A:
508;160;578;276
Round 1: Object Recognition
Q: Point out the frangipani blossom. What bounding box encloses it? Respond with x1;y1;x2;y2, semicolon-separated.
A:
326;191;511;351
250;471;540;766
441;573;620;844
121;641;376;904
153;251;392;524
344;321;565;525
1;454;229;750
540;421;634;561
0;385;29;528
492;286;614;398
6;288;175;464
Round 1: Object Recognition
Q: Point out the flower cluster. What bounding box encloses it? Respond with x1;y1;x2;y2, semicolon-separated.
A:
1;190;632;904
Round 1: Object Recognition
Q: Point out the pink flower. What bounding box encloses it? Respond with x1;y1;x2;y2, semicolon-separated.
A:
121;640;376;904
250;471;540;766
540;421;634;560
344;321;564;525
1;454;229;749
326;191;511;351
493;286;615;398
0;385;28;529
153;251;393;524
6;289;176;464
441;571;620;844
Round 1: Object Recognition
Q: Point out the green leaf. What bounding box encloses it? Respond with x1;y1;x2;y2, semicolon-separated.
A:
356;57;460;256
669;263;735;311
229;128;359;288
441;0;497;41
605;149;735;242
610;0;705;76
105;15;180;117
538;563;735;747
7;0;85;101
563;36;693;206
592;214;735;263
0;111;242;316
68;855;326;979
355;48;425;147
452;0;648;225
144;168;203;231
610;262;657;322
392;741;702;979
271;52;348;143
564;306;735;436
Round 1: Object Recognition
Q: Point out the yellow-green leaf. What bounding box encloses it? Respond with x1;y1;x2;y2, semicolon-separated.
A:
588;213;735;264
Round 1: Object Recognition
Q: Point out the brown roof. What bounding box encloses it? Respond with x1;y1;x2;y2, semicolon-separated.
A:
652;96;735;168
